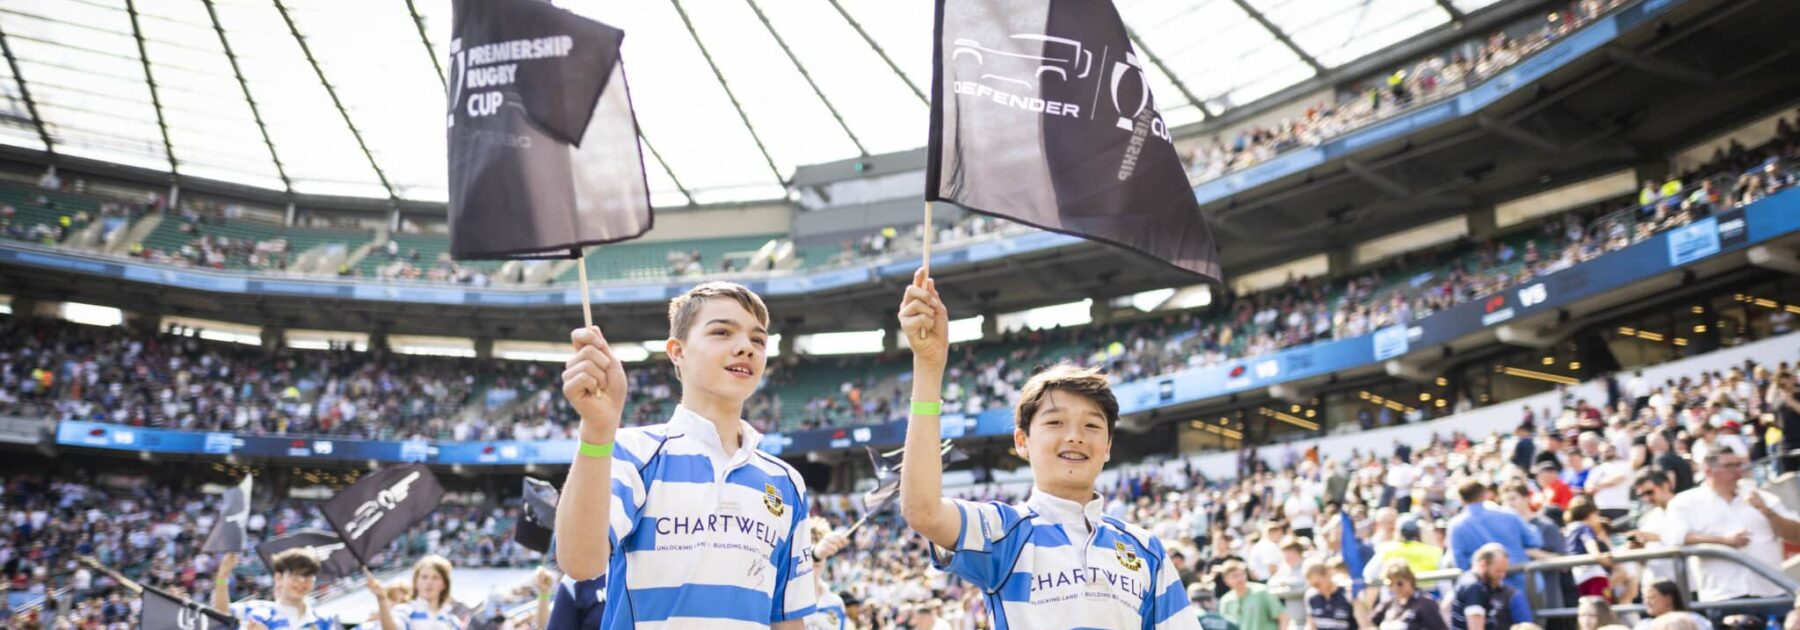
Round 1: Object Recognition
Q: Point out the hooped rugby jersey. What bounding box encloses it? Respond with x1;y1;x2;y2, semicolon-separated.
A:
228;600;338;630
804;589;848;630
602;405;817;628
388;599;464;630
929;490;1200;630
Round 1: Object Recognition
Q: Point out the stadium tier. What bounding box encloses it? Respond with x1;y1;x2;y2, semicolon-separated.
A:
4;0;1800;628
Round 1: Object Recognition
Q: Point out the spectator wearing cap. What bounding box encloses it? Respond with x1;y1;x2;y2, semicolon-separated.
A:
1447;479;1547;602
1364;517;1441;584
1663;449;1800;603
1192;584;1239;630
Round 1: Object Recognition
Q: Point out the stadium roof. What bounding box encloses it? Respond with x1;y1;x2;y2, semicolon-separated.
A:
0;0;1504;207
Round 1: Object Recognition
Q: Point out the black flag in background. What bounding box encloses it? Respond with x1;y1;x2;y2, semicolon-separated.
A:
862;440;968;513
254;528;361;580
140;586;234;630
515;476;559;554
320;464;446;566
447;0;651;260
202;475;252;553
925;0;1222;282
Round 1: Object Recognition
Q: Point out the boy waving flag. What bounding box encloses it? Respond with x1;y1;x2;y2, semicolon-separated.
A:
556;282;815;629
896;268;1200;629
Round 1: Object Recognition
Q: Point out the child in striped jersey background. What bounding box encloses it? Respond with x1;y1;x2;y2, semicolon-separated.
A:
367;555;463;630
895;269;1201;630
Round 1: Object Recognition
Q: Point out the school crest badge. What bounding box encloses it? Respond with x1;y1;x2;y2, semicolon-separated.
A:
1114;541;1143;571
763;483;786;517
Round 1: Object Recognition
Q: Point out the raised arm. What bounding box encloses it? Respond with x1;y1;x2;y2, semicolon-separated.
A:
211;553;238;614
897;269;960;549
556;325;629;580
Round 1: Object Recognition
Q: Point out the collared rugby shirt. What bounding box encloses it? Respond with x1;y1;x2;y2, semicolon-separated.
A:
804;589;847;630
388;600;463;630
602;405;816;628
228;600;337;630
930;489;1200;630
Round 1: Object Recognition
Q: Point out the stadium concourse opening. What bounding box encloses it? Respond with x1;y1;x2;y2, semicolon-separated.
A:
4;0;1800;627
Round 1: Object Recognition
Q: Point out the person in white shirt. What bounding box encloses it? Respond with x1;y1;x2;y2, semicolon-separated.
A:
1584;443;1633;521
1247;523;1291;582
1285;493;1320;540
1663;450;1800;601
1627;469;1682;584
368;555;462;630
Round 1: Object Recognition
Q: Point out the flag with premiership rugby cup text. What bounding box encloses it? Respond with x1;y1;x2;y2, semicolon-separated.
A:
320;464;445;565
447;0;651;260
925;0;1222;282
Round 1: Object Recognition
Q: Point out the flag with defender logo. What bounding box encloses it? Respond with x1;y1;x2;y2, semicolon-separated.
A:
447;0;651;259
254;528;361;580
925;0;1222;282
320;464;445;565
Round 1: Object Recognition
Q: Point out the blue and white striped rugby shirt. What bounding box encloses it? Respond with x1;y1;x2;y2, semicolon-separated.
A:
387;600;463;630
228;600;337;630
601;405;817;628
929;490;1201;630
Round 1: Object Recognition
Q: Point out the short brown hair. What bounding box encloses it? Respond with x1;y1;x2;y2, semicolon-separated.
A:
1457;478;1488;504
667;282;770;341
1014;364;1119;435
269;548;321;576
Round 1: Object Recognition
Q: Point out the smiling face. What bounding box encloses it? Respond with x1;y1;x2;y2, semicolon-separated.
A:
667;297;769;404
1015;389;1112;498
273;570;316;605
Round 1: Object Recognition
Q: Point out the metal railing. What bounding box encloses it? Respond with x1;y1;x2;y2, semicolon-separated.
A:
1272;544;1796;620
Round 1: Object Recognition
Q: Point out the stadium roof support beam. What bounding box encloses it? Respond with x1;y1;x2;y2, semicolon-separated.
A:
1228;0;1326;75
124;0;180;178
821;0;927;106
1125;26;1212;119
669;0;785;184
202;0;290;193
744;0;868;156
1344;160;1411;197
405;0;447;91
273;0;398;201
1434;0;1466;22
1602;47;1713;85
1475;114;1562;153
641;132;693;205
0;20;53;156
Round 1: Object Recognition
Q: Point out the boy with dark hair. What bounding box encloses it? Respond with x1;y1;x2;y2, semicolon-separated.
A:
213;551;336;630
894;270;1198;629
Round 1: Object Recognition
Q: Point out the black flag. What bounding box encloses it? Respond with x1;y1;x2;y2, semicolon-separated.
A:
925;0;1222;282
448;0;652;259
254;529;361;580
320;464;446;566
202;475;252;553
862;441;968;513
516;477;559;553
139;586;234;630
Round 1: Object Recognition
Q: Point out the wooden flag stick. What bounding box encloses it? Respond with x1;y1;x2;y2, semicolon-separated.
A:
576;249;594;328
922;201;933;277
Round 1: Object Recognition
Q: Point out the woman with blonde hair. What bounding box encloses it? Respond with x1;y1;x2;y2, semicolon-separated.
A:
368;555;463;630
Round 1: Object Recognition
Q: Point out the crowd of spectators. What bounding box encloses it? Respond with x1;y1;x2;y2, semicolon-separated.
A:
825;215;1010;267
801;352;1800;629
1185;0;1631;183
1;469;540;630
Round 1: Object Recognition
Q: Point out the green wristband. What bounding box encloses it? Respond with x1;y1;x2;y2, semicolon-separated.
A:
911;400;943;416
578;440;615;459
